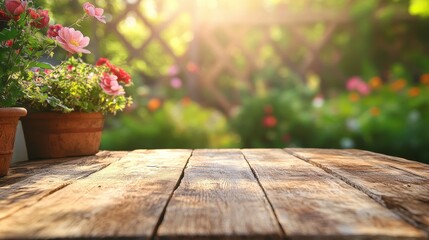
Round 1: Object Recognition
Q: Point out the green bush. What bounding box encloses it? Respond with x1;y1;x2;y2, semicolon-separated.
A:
101;100;239;150
232;77;429;163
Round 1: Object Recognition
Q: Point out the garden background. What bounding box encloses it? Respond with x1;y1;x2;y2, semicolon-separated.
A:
45;0;429;163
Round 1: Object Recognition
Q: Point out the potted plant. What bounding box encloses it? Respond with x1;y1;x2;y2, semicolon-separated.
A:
0;0;55;175
16;3;133;159
20;57;132;159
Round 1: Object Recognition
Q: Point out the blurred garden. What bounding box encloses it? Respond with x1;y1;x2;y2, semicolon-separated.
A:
43;0;429;163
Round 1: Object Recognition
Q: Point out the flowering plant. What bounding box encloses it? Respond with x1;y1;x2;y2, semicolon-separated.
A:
0;0;54;106
21;57;132;114
0;0;132;113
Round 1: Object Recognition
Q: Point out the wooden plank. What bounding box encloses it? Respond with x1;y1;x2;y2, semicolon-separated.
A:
158;149;283;239
347;149;429;179
0;149;192;239
0;151;126;220
243;149;425;239
286;148;429;236
1;155;82;187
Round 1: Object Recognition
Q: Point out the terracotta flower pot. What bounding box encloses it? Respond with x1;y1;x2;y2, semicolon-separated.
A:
0;107;27;176
21;112;104;159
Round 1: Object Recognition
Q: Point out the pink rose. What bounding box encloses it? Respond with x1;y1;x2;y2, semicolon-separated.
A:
4;0;26;16
83;2;106;23
99;73;125;96
55;27;90;55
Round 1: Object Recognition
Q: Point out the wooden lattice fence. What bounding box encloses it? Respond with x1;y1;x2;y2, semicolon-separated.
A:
100;0;353;116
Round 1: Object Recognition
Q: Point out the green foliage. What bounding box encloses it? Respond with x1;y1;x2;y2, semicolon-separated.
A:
232;84;317;148
232;77;429;163
101;100;239;149
0;0;55;107
20;57;132;114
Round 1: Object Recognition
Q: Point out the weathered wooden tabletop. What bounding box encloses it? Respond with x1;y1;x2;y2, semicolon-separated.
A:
0;149;428;239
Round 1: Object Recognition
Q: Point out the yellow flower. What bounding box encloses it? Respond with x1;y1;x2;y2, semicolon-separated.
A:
369;76;382;89
408;87;420;97
390;79;406;92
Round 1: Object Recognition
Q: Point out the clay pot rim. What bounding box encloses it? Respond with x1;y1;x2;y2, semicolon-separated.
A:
0;107;27;117
23;111;103;120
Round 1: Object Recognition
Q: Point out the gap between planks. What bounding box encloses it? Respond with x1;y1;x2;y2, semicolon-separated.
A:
150;150;194;240
241;151;287;239
284;148;429;237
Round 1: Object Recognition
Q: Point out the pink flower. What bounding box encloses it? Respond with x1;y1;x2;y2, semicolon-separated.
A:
55;27;90;55
4;0;26;16
167;65;179;76
99;73;125;96
83;2;106;23
346;76;370;95
47;24;62;38
170;77;182;89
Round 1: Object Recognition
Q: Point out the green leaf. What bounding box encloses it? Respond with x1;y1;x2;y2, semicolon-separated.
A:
0;28;19;41
28;61;53;69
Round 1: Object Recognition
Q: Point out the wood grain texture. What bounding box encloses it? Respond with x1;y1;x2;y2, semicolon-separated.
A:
0;151;125;220
286;148;429;236
157;149;283;239
243;149;425;239
347;149;429;179
0;149;192;239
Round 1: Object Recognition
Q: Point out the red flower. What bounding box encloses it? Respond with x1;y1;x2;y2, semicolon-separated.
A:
47;24;62;38
96;58;110;66
0;10;11;21
29;9;50;29
263;115;277;128
96;58;132;85
5;40;13;47
5;0;27;16
111;66;132;84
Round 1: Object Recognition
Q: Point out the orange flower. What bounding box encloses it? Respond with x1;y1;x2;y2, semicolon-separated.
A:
370;107;380;116
420;74;429;85
147;98;161;111
408;87;420;97
390;79;406;92
369;76;382;89
349;92;360;102
181;96;192;106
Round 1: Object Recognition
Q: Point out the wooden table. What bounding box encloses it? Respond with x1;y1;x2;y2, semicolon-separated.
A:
1;149;428;239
